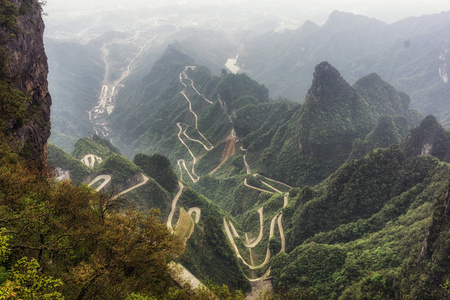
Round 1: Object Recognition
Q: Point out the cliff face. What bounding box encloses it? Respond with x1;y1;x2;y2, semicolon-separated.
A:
0;0;51;160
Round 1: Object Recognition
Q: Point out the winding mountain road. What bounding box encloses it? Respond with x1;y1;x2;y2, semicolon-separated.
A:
81;154;103;168
180;91;213;147
167;181;185;230
174;67;219;184
188;207;201;224
180;67;213;104
245;207;264;248
179;122;212;151
173;65;292;280
223;215;283;270
244;178;273;194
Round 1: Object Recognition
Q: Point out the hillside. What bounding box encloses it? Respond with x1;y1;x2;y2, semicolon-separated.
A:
272;146;450;299
47;136;251;293
102;44;450;297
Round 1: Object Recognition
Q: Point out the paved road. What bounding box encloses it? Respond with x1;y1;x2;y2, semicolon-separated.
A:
180;91;212;147
188;207;201;224
260;179;283;194
256;174;292;189
111;174;149;200
81;154;102;168
167;181;185;230
88;175;111;191
283;193;289;208
176;124;199;183
179;122;212;151
278;214;286;252
181;66;213;104
245;207;264;248
244;178;273;194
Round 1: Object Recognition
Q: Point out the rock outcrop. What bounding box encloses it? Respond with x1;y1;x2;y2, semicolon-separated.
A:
402;115;450;161
0;0;51;160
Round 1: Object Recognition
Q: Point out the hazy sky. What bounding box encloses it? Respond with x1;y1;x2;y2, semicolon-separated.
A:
45;0;450;24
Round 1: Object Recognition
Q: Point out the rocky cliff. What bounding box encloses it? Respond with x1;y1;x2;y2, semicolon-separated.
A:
0;0;51;160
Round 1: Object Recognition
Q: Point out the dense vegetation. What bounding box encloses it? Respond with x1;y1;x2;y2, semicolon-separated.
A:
0;137;186;299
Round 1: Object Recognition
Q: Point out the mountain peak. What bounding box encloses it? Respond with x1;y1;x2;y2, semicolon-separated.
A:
402;115;450;159
299;20;320;35
306;62;348;102
324;11;384;30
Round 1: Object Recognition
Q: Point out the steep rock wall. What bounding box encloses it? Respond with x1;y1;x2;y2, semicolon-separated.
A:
1;0;51;160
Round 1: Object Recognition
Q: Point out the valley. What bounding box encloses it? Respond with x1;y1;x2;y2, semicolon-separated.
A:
172;63;291;281
89;32;161;137
44;41;450;298
20;2;449;298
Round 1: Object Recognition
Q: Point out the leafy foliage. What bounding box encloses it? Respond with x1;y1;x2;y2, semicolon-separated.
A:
0;139;185;299
0;81;31;132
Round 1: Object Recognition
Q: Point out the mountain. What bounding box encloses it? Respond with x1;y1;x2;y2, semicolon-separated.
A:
238;10;450;127
103;46;450;297
242;62;421;187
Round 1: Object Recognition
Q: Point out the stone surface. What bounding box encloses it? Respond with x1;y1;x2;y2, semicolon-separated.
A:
1;0;51;160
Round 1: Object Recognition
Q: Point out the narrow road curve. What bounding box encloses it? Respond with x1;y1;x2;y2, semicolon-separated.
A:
278;214;286;252
283;193;289;208
88;175;111;191
224;208;284;270
177;159;198;184
245;207;264;248
167;181;185;230
111;174;149;200
181;66;213;104
88;173;149;203
229;221;240;238
180;91;213;147
187;207;201;224
179;122;212;151
176;124;199;183
259;179;283;194
81;154;103;168
244;178;273;194
243;153;251;175
175;66;218;184
257;174;292;189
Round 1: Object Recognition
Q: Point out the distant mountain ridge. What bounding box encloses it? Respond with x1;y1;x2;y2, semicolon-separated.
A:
238;10;450;126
